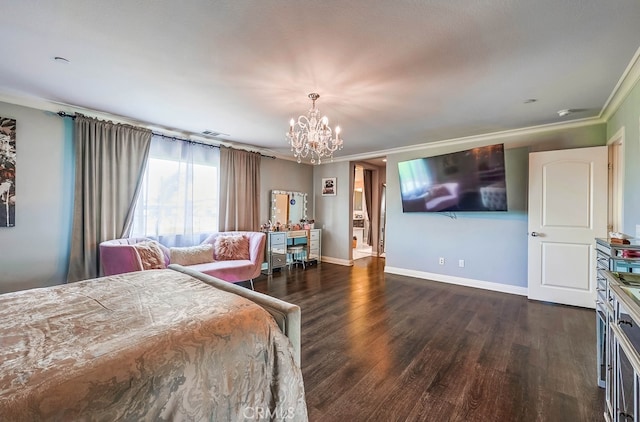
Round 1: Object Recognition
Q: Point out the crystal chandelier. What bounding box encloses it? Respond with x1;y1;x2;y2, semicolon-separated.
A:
287;93;343;164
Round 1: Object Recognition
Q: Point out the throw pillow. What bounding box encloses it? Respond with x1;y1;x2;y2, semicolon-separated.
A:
170;243;215;266
133;241;166;270
214;235;250;261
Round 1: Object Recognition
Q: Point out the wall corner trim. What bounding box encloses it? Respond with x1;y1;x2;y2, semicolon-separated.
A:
384;266;528;297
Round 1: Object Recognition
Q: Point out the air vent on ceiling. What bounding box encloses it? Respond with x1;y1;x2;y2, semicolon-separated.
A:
201;130;229;137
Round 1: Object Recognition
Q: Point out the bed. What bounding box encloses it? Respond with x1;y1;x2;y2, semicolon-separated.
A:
0;265;307;421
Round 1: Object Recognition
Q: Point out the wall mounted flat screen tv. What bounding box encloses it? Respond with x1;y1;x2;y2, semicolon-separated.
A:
398;144;507;212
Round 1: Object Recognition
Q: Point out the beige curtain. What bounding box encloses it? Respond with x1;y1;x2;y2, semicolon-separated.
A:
219;147;261;231
67;115;152;282
363;169;373;245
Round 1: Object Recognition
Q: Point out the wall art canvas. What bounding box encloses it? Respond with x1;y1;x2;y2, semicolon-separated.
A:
0;117;16;227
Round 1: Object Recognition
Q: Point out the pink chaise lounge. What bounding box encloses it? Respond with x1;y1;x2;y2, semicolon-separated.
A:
99;231;266;288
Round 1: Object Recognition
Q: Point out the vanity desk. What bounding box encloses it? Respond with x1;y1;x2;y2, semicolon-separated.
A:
602;270;640;421
262;229;321;275
596;238;640;393
262;189;321;275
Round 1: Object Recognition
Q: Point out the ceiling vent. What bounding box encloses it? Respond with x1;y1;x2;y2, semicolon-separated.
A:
201;130;229;138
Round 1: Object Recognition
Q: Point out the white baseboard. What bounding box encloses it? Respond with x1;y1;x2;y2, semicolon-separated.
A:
320;256;353;266
384;266;528;297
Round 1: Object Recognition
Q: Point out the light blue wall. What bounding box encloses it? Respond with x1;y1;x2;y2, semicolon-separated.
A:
0;102;74;293
386;147;529;286
384;124;606;288
607;79;640;236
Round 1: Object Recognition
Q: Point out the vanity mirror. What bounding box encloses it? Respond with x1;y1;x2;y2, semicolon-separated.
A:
271;190;307;225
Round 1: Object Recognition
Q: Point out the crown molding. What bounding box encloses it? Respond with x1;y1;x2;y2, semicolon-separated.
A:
333;116;604;163
0;89;606;164
600;45;640;121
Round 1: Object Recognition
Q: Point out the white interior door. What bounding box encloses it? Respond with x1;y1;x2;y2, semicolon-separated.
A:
528;146;607;308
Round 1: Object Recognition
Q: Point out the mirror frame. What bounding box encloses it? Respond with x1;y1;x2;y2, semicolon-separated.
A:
354;188;363;211
270;190;307;224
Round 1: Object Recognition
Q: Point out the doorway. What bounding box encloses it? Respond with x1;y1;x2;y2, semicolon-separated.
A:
351;158;387;261
353;165;372;260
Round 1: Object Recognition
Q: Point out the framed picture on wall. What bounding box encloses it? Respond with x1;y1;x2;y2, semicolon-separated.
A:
322;177;336;196
0;116;16;227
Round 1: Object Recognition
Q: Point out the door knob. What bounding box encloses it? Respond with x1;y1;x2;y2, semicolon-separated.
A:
530;232;540;237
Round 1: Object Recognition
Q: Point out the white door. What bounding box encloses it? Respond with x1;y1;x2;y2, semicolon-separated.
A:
528;146;607;308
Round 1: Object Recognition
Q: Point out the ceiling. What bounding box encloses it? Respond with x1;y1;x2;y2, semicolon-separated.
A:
1;1;639;161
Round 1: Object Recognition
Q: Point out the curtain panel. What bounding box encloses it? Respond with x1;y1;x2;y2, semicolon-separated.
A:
363;169;373;246
219;147;261;231
67;115;152;282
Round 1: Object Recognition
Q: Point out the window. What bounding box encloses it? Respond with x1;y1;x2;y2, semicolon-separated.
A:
398;158;431;196
130;135;219;246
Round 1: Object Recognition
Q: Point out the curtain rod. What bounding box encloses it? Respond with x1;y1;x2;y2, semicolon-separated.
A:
56;111;275;159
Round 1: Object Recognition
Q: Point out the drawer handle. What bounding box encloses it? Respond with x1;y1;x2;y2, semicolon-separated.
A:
620;412;633;421
596;288;605;292
618;319;633;327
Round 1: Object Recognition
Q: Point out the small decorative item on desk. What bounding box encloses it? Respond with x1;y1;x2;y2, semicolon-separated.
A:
260;221;272;232
610;231;632;245
622;250;640;258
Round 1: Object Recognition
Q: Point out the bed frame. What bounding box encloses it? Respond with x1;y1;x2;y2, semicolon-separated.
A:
168;264;302;366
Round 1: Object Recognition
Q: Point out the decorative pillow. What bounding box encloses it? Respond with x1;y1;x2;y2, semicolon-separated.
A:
214;235;250;261
170;243;215;266
133;241;166;270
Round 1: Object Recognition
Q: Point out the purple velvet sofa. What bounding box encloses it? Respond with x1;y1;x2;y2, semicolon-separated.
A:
99;232;266;286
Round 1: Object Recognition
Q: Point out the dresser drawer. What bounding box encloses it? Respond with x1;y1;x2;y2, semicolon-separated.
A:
271;253;287;268
309;230;320;241
287;230;307;239
269;232;286;246
596;253;610;271
597;268;608;290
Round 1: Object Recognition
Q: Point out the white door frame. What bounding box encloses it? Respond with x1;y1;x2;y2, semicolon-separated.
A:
607;126;625;233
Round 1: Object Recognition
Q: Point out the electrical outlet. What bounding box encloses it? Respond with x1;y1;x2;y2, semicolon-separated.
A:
438;257;445;265
458;259;465;268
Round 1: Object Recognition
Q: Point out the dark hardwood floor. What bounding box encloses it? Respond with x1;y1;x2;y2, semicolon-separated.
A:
251;257;604;422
